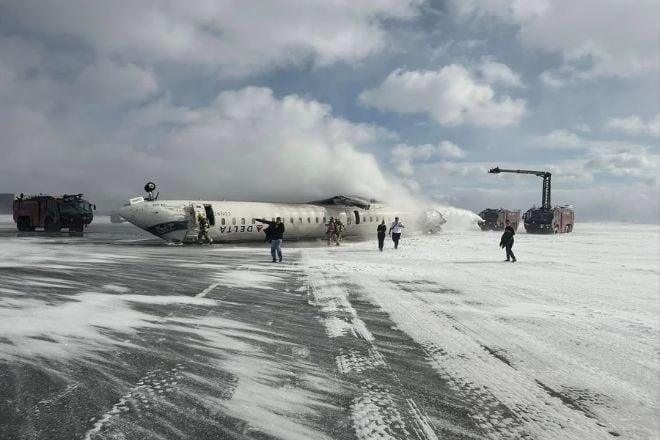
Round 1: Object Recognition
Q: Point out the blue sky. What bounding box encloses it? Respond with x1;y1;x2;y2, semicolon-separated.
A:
0;0;658;221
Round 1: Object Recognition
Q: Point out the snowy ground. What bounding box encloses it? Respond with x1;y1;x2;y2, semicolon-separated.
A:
0;218;658;440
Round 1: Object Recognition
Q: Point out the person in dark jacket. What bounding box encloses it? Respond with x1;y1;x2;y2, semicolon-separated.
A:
377;220;387;251
256;217;285;262
499;220;516;262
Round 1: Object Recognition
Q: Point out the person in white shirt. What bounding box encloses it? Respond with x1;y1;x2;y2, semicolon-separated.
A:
389;216;404;249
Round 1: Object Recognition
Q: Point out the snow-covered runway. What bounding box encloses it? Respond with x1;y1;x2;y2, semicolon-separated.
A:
0;219;657;439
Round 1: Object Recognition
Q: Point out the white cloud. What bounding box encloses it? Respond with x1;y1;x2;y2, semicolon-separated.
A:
76;60;159;103
359;65;526;127
605;114;660;136
539;70;567;87
573;123;591;133
390;141;467;175
478;58;524;87
2;0;423;75
585;149;659;182
452;0;660;80
0;86;407;206
533;129;583;149
531;130;659;185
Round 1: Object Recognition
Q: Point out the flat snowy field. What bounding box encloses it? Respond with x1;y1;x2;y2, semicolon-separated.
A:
0;218;658;440
301;223;660;439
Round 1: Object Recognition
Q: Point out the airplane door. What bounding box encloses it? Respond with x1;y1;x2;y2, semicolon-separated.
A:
189;203;207;233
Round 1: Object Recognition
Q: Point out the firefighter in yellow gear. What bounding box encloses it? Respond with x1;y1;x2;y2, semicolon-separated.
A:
197;214;213;245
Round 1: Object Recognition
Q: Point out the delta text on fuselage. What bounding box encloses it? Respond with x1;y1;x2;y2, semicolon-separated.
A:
118;194;408;244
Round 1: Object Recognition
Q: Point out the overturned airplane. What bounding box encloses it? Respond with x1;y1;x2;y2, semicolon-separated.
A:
119;183;445;244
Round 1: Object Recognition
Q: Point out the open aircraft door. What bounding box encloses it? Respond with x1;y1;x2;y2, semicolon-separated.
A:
186;203;207;237
185;203;216;242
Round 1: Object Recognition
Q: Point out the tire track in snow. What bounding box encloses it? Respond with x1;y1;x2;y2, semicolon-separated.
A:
303;262;438;440
83;364;184;440
356;276;618;440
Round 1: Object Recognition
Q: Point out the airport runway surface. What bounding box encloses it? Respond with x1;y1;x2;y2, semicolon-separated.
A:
0;221;476;440
1;218;658;439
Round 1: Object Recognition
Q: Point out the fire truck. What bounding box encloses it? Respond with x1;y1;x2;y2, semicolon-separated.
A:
478;208;521;231
13;193;95;233
488;167;575;234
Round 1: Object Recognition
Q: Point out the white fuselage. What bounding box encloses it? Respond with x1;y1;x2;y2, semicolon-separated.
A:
118;197;405;243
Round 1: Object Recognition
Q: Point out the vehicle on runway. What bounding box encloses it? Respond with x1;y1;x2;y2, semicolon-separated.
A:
488;167;575;234
13;193;95;233
119;182;445;243
477;208;521;231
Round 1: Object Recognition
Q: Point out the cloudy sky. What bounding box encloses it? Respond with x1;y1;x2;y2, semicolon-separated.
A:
1;0;658;222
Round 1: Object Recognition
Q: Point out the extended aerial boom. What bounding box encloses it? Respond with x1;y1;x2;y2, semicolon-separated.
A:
488;167;551;209
488;166;574;234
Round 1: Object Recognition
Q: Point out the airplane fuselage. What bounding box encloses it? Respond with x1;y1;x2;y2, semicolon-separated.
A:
118;197;405;243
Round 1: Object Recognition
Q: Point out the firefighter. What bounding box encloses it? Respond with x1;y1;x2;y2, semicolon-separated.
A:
197;213;213;245
326;217;338;245
499;220;516;262
335;218;344;244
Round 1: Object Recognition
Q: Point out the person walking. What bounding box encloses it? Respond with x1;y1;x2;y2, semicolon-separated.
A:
389;216;404;249
335;218;344;245
326;217;338;246
499;220;516;262
196;213;213;245
256;217;285;262
377;220;387;251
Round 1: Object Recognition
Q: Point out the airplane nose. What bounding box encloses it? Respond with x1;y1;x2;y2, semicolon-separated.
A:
118;197;145;226
118;205;136;223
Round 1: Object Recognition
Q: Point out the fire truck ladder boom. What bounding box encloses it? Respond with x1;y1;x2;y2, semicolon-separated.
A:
488;166;552;209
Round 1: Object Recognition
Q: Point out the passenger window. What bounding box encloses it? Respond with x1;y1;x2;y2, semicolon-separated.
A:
241;218;245;225
290;218;294;223
315;217;319;223
299;217;303;223
251;218;255;224
232;218;236;225
362;216;366;223
323;217;326;223
221;218;225;225
307;217;311;223
376;216;379;222
370;216;373;222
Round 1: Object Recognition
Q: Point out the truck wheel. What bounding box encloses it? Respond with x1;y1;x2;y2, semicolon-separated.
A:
70;222;84;233
45;217;61;232
17;217;30;231
567;225;573;233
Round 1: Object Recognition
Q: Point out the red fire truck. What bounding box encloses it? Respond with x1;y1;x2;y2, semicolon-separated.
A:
478;208;521;231
13;193;95;232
